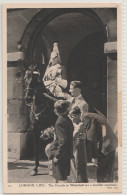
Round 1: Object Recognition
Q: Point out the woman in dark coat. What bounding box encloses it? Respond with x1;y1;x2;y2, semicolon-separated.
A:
49;100;74;182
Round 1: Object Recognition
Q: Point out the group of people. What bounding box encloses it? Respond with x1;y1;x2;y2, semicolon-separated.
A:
45;80;118;183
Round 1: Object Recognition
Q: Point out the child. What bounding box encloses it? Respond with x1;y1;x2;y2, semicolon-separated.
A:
48;100;74;183
70;106;88;183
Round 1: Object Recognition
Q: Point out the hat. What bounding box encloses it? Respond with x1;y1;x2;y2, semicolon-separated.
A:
70;106;81;116
50;43;61;65
54;100;70;115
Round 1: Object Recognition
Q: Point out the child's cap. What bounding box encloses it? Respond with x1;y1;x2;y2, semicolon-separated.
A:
70;106;81;116
54;100;70;115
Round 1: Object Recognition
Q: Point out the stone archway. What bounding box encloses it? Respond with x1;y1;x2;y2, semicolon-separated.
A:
20;8;107;115
21;8;106;68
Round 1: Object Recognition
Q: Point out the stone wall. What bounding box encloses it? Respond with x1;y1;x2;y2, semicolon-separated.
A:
7;9;41;159
7;9;41;52
7;62;30;159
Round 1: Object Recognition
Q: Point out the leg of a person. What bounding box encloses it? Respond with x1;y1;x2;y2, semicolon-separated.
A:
97;151;115;182
69;139;78;182
97;153;106;182
86;140;93;162
69;156;77;183
105;151;115;182
76;139;88;183
52;158;70;181
34;130;40;168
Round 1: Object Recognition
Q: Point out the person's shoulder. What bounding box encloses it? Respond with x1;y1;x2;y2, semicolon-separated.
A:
56;115;67;124
78;96;88;105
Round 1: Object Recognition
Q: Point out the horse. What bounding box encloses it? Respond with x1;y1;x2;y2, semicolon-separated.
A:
24;65;57;176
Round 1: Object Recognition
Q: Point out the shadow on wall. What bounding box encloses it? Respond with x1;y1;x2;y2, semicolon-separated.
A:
67;31;107;115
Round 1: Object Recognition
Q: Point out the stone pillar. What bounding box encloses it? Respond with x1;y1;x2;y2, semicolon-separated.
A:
106;55;117;129
7;53;29;159
104;18;117;131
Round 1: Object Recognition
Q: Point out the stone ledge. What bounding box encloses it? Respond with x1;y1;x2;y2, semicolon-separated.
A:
8;132;28;160
104;42;117;53
7;52;24;62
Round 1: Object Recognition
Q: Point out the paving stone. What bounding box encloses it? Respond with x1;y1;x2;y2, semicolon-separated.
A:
8;159;55;183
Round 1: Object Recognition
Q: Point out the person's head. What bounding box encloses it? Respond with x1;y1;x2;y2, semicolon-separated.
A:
69;81;82;97
54;100;70;116
70;106;81;124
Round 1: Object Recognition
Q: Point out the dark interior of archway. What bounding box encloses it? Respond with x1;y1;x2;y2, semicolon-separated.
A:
67;31;107;115
31;12;107;115
33;31;107;115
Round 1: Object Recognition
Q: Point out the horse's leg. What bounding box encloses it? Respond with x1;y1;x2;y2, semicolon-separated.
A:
30;130;40;176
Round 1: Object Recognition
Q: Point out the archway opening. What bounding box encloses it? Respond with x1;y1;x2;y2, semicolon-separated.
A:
29;10;107;115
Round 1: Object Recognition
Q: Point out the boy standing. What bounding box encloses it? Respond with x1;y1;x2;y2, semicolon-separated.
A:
49;100;74;183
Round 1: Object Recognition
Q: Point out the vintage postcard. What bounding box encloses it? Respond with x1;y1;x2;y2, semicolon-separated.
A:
3;2;122;194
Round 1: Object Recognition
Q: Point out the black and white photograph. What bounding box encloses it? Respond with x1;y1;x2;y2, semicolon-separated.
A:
3;3;122;193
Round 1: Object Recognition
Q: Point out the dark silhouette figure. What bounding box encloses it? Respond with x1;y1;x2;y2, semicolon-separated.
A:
24;64;57;176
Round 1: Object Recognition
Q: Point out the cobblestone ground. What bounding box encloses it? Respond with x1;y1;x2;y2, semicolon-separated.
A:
8;158;118;183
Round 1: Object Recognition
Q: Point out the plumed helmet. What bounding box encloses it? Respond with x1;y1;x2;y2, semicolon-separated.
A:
50;43;61;65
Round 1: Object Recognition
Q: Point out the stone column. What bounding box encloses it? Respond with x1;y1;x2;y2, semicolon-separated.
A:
7;52;29;159
104;18;117;131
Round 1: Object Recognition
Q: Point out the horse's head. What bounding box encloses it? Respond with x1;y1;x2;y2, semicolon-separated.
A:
24;64;57;130
24;65;45;106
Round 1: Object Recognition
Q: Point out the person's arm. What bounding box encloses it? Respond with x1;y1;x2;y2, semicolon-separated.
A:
64;93;72;100
86;119;95;141
101;139;111;155
82;102;89;113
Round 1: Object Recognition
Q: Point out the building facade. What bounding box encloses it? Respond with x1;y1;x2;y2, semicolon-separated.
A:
7;8;117;159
